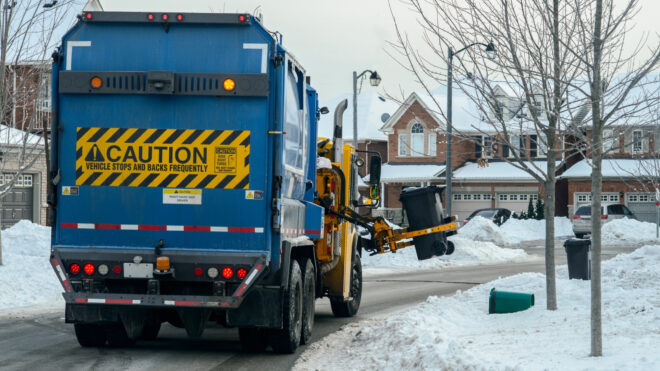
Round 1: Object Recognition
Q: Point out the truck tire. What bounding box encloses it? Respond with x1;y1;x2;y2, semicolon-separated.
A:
74;324;106;347
140;322;161;341
105;323;136;347
239;328;269;352
446;241;455;255
330;253;362;318
269;260;303;354
300;259;316;345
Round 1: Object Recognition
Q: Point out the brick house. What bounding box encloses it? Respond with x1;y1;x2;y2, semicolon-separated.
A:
3;61;52;133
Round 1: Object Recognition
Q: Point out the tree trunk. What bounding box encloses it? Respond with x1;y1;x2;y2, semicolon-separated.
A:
0;201;3;266
589;0;604;358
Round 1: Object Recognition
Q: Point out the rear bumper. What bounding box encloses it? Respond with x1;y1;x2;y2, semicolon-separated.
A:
50;247;268;309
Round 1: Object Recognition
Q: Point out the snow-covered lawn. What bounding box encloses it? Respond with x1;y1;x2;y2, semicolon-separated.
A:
602;218;660;244
458;216;574;245
295;245;660;371
0;221;62;316
362;236;531;273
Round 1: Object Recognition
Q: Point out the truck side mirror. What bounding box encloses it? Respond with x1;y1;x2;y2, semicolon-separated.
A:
369;155;381;185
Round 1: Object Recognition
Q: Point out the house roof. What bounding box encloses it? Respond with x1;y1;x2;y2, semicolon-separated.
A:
0;125;44;146
317;92;400;141
452;160;556;182
365;163;446;183
380;92;443;134
559;158;660;179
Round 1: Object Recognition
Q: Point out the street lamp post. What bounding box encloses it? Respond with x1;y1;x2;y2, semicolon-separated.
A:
445;41;495;216
353;70;382;149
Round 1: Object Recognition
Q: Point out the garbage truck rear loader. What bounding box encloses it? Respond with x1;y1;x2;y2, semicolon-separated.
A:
49;11;457;353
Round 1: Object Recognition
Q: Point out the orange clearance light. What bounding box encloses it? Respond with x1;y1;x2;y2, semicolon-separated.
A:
223;78;236;91
90;76;103;89
156;256;170;271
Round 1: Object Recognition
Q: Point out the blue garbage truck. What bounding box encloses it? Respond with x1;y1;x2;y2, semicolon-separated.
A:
49;10;457;353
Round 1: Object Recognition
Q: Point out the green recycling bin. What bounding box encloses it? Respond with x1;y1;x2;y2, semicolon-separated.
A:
488;288;535;314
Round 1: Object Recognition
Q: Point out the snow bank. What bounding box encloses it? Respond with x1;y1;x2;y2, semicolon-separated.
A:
295;245;660;371
362;236;529;271
602;218;660;244
458;216;574;245
0;221;62;315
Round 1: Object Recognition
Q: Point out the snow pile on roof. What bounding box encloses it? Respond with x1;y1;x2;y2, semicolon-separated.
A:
0;221;61;316
453;160;556;181
560;158;658;179
371;163;445;182
295;245;660;371
0;125;44;146
361;235;529;272
602;218;660;243
317;92;400;141
459;216;574;244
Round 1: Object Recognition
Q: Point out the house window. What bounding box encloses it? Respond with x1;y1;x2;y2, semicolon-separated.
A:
536;134;548;157
639;194;649;202
428;133;437;156
520;194;528;201
601;195;609;202
5;174;13;185
453;194;462;201
533;101;542;117
509;194;518;201
482;136;494;158
633;130;642;153
499;194;508;201
411;123;424;156
473;194;481;200
628;194;638;202
610;195;618;202
463;194;472;200
510;136;523;158
577;194;588;202
17;175;23;186
398;134;407;156
603;129;615;153
23;174;32;187
495;101;505;120
530;135;538;157
484;194;492;200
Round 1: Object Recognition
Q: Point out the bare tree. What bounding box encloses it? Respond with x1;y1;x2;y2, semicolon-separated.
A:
388;0;595;310
0;0;78;265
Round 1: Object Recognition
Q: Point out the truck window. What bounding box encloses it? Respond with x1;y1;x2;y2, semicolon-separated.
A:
282;64;308;199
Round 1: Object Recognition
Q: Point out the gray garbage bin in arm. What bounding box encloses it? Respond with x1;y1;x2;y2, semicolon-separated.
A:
399;186;450;260
564;238;591;280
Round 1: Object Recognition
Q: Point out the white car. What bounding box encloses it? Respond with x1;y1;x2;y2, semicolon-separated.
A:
572;203;637;238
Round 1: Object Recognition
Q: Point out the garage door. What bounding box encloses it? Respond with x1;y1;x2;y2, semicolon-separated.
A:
627;193;655;223
452;193;492;221
574;192;620;212
495;193;538;215
1;174;34;229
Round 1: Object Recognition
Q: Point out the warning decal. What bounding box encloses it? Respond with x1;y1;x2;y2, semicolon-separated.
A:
76;127;250;189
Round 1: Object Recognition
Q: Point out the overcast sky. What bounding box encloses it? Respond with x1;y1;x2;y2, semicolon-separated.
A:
97;0;659;102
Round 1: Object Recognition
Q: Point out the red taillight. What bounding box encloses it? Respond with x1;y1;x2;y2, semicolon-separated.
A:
113;265;122;274
601;215;608;220
463;220;468;225
238;15;246;22
222;267;234;279
162;14;169;21
573;214;580;220
176;14;183;21
147;13;154;21
69;263;80;274
194;267;203;277
237;268;247;279
83;263;95;275
85;12;93;20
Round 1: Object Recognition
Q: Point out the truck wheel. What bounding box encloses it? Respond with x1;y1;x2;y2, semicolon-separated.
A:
105;323;136;347
330;253;362;318
300;259;316;345
140;322;161;341
270;260;303;354
239;328;269;352
74;324;106;347
446;241;455;255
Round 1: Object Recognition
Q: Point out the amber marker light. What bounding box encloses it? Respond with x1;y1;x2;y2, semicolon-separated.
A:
223;78;236;91
90;76;103;89
156;256;170;271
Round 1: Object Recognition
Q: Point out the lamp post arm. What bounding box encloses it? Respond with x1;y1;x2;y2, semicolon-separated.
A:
355;69;374;80
451;42;491;57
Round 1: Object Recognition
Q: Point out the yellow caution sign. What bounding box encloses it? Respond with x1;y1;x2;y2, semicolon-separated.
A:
75;127;250;189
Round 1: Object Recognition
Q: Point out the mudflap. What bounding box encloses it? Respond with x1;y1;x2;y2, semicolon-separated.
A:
226;286;282;328
66;303;121;324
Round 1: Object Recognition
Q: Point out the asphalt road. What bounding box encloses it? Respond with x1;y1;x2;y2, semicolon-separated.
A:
0;241;639;371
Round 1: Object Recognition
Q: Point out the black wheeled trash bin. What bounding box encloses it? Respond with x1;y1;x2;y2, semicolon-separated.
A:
400;186;448;260
564;238;591;280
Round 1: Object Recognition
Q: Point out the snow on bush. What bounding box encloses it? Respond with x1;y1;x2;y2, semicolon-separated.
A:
602;218;660;243
0;221;62;314
458;216;574;245
362;236;528;270
295;245;660;371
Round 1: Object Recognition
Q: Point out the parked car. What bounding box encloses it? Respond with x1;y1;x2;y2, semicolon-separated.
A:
463;208;512;226
572;203;637;238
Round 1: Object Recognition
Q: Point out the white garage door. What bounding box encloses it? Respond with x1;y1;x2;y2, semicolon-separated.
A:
496;193;538;215
574;192;620;211
452;193;492;221
627;193;655;223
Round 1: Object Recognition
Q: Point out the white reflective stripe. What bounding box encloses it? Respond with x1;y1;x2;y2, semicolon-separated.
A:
166;225;184;231
66;41;92;70
132;300;141;304
77;223;95;229
254;228;264;233
210;226;228;232
164;300;175;305
88;298;105;304
244;267;260;285
55;264;67;281
121;224;139;230
243;43;268;73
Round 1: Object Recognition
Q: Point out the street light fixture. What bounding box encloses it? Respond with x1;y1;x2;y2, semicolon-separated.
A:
353;69;382;148
445;40;496;216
